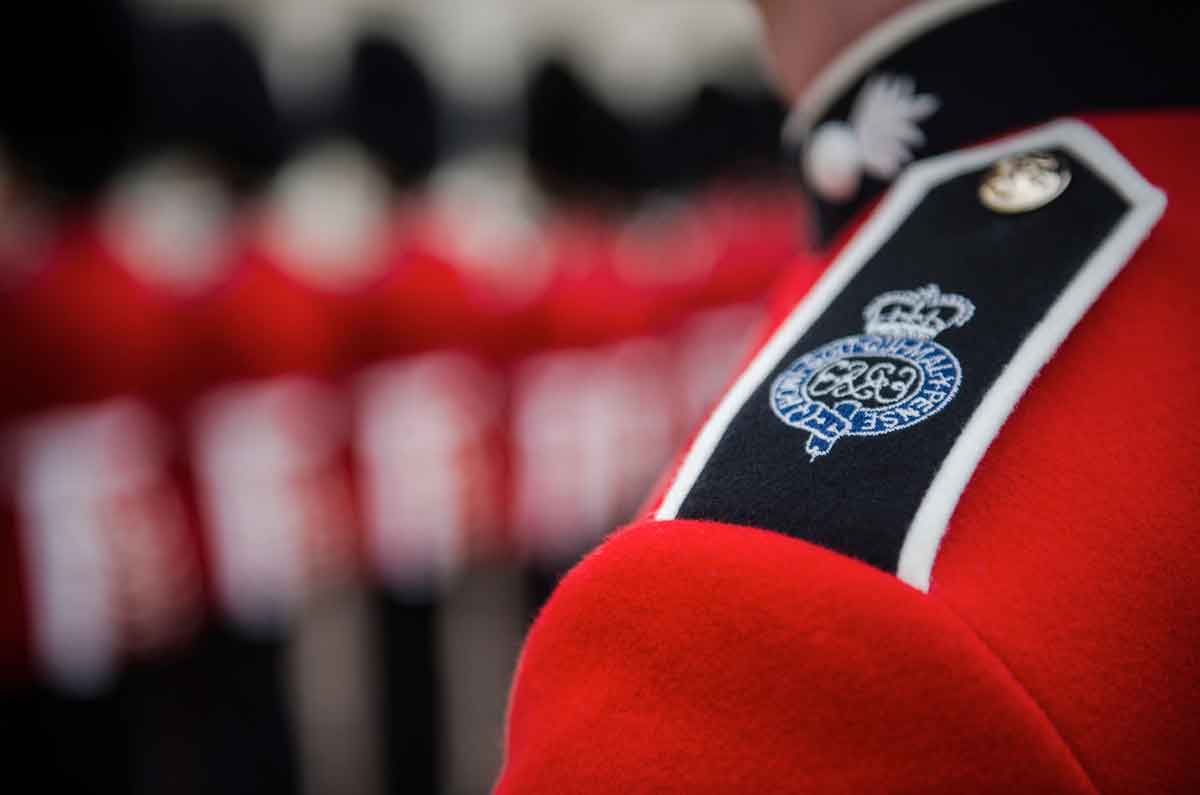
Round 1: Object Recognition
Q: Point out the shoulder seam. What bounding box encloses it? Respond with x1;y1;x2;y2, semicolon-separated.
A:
933;592;1103;795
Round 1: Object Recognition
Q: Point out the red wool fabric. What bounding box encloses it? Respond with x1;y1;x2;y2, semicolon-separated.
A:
496;113;1200;793
499;520;1096;794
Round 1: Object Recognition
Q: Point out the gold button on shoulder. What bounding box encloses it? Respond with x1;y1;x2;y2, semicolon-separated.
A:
978;152;1071;213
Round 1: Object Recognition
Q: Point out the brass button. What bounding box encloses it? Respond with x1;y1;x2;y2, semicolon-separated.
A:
978;152;1070;213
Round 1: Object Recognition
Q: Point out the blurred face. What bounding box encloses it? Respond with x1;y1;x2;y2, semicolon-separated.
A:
754;0;919;100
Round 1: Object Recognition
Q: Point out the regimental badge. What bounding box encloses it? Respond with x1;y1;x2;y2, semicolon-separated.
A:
801;73;940;203
770;285;974;460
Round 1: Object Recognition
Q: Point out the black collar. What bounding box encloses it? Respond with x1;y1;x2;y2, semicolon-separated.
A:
789;0;1200;247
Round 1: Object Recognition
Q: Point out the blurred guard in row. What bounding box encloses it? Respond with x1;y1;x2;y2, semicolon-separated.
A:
496;1;1200;792
0;4;799;795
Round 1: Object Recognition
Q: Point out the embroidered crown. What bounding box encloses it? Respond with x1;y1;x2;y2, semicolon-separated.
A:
862;284;974;340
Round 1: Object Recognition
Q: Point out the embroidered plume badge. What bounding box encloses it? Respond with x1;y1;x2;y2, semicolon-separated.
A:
770;285;974;460
804;74;940;203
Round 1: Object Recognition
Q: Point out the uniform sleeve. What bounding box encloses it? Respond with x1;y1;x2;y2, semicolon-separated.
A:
495;518;1096;794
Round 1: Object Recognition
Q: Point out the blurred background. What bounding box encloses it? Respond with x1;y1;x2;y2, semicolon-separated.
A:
0;1;818;793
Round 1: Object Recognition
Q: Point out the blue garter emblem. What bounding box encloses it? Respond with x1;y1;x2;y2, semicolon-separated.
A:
770;284;974;460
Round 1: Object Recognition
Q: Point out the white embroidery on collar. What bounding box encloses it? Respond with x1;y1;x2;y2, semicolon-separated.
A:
804;74;940;203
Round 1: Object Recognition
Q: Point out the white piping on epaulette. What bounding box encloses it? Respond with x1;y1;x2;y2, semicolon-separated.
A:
655;120;1166;595
783;0;1007;145
897;122;1166;591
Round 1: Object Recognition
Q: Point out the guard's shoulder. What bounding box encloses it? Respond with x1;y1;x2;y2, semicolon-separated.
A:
624;112;1200;793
